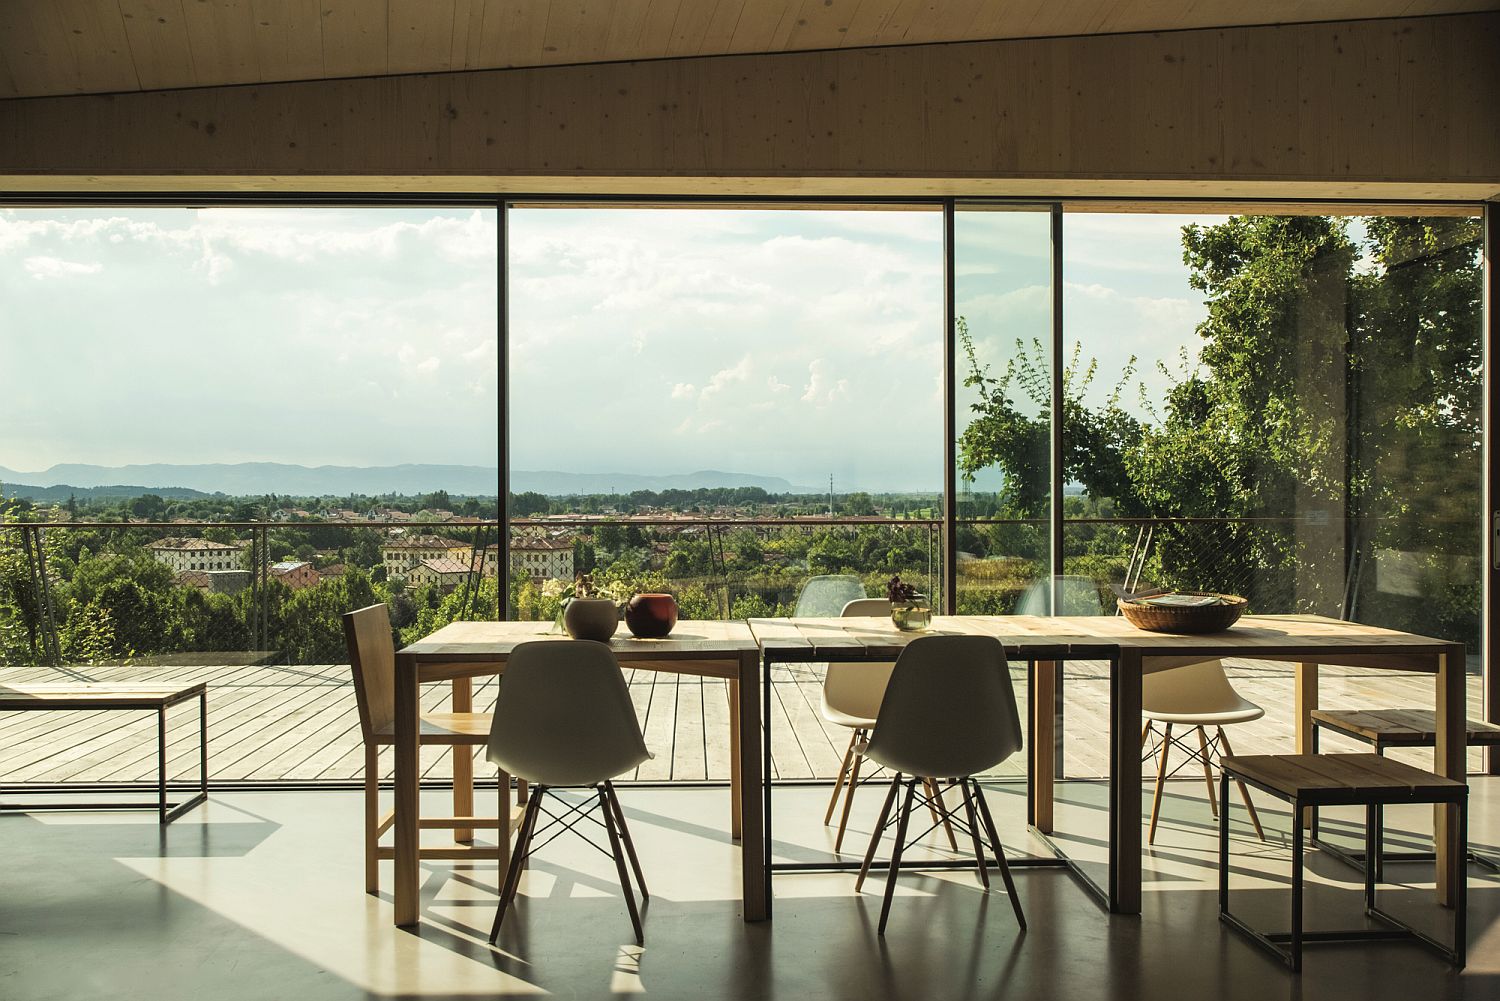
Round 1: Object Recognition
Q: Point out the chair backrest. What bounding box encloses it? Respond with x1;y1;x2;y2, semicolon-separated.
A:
1141;659;1245;716
864;635;1022;779
794;575;867;617
343;603;395;743
486;640;650;787
821;598;897;723
1015;575;1106;617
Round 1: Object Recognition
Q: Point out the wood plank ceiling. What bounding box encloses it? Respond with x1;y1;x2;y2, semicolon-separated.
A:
0;0;1495;100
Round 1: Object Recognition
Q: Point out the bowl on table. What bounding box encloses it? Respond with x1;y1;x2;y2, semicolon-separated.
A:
1117;591;1247;634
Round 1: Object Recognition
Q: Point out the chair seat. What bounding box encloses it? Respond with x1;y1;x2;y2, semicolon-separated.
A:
1311;708;1500;747
820;695;877;731
1143;702;1264;726
1222;752;1466;805
374;711;494;745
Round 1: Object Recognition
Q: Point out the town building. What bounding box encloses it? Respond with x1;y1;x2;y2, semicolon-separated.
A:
146;537;244;573
268;561;319;590
379;535;471;581
406;557;472;593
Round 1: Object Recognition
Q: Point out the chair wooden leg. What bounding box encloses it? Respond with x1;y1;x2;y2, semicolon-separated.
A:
1148;722;1173;845
825;731;858;824
925;778;959;850
834;743;864;854
364;743;380;894
972;779;1026;929
1195;726;1219;818
491;788;543;945
877;779;918;936
517;777;529;805
959;778;990;889
856;773;902;893
1142;720;1154;747
1216;727;1265;842
598;784;645;945
605;781;649;901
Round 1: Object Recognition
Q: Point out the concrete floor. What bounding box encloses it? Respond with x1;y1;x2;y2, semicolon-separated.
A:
3;779;1499;1000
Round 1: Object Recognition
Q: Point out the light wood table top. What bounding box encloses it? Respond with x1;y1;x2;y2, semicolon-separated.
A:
398;618;759;663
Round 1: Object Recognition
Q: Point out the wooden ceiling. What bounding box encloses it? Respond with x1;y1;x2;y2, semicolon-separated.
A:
1;0;1495;100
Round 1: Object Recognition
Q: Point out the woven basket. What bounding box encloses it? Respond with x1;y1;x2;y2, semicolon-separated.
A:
1117;592;1247;634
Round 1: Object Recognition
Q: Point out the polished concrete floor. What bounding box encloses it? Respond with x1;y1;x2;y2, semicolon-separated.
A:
3;779;1499;1000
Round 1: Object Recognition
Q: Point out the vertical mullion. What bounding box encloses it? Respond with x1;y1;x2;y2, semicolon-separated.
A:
499;200;512;620
1049;204;1065;613
943;200;958;616
1485;204;1497;773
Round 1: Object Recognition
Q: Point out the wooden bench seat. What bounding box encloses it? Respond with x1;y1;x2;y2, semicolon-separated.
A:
1217;752;1466;972
1311;708;1500;748
0;682;208;824
1308;711;1498;877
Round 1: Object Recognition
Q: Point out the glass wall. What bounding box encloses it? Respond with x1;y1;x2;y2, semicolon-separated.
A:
951;205;1057;614
1058;210;1484;649
505;204;945;621
0;206;500;667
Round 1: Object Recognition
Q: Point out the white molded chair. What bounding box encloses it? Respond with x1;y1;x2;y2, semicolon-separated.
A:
794;574;869;617
486;640;653;945
855;635;1027;935
1014;574;1107;617
822;597;957;854
1141;658;1266;844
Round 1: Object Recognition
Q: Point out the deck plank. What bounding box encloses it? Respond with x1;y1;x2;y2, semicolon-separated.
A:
0;657;1487;785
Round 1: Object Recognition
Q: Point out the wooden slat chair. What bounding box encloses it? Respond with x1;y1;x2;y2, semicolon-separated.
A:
343;603;510;893
1311;708;1500;876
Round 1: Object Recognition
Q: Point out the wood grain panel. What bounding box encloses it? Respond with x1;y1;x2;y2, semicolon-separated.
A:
319;0;387;78
388;0;456;74
250;0;324;81
0;16;1496;197
183;0;262;84
119;1;198;91
3;1;1499;99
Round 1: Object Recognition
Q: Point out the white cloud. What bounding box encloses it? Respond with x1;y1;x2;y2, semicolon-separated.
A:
671;382;697;400
767;376;789;395
24;256;102;280
699;357;751;403
801;359;850;406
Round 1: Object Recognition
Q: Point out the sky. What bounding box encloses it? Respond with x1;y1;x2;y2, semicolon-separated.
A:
0;204;1227;493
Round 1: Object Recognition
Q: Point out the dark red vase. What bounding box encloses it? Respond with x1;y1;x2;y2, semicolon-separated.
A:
624;593;678;638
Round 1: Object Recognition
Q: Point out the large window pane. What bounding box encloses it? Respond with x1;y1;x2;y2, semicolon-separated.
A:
1061;209;1484;768
952;205;1056;614
0;205;500;670
506;205;944;621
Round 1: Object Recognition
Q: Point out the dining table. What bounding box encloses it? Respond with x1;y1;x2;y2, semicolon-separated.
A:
390;619;765;927
748;613;1468;916
389;612;1467;927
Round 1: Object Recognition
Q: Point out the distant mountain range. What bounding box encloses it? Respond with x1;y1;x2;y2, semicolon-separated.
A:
0;462;813;499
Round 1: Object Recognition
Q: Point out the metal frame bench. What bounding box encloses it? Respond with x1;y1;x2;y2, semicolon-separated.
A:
0;683;208;825
1218;752;1466;973
1310;708;1500;878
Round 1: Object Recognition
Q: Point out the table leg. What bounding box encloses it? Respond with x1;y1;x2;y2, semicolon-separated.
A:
1111;648;1143;914
1030;660;1056;834
1435;644;1467;907
393;657;421;926
1295;662;1319;830
452;677;474;844
728;678;743;841
739;650;767;921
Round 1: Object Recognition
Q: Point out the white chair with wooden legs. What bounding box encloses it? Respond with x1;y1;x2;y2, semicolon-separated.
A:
855;635;1028;936
486;640;654;946
1141;658;1266;845
822;597;957;855
342;603;510;894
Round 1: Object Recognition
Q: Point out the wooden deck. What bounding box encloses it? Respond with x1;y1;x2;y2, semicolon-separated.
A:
0;658;1487;786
